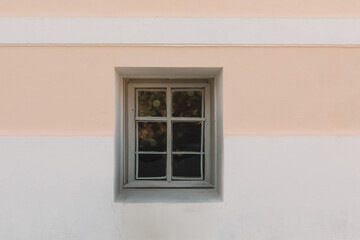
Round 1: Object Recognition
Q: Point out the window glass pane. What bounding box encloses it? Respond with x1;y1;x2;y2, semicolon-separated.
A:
172;90;202;117
138;122;167;152
172;154;202;179
137;154;166;179
172;122;202;152
138;91;166;117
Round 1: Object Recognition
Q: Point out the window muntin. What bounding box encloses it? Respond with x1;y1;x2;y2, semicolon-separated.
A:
126;81;212;188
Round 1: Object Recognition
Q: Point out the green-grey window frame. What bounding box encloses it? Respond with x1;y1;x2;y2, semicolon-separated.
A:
124;79;214;188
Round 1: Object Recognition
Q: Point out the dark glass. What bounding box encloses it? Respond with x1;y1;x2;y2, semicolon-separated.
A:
137;154;166;179
172;122;202;152
172;154;202;178
138;91;166;117
138;122;166;152
172;91;202;117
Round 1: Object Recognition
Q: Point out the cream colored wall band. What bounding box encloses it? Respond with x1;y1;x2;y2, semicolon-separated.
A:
0;18;360;46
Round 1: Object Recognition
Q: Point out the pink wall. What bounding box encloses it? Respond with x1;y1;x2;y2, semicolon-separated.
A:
1;0;360;18
1;46;360;136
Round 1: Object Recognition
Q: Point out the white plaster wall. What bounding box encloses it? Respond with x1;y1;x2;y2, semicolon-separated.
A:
0;137;359;240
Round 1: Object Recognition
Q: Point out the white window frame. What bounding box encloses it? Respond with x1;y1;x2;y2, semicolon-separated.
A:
124;79;214;188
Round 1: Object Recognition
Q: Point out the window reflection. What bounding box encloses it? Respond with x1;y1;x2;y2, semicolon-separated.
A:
172;154;202;179
138;154;167;179
172;122;202;152
138;91;166;117
172;91;202;117
138;122;167;152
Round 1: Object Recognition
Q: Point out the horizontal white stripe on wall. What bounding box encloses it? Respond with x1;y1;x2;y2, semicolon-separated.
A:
0;18;360;46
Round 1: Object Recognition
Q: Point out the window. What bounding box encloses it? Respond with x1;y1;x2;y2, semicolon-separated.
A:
115;67;223;202
124;79;214;188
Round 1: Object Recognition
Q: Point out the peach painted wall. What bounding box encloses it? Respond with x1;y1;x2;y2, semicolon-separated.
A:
1;46;360;136
1;0;360;18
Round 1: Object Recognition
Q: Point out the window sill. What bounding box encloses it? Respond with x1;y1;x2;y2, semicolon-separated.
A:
115;188;222;203
123;181;214;189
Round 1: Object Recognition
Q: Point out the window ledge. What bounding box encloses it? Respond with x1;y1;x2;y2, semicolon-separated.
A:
123;181;214;188
115;188;222;203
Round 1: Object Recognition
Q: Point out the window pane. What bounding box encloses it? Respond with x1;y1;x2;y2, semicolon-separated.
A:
138;154;166;179
172;122;202;152
172;154;202;179
138;91;166;117
138;122;167;152
172;90;202;117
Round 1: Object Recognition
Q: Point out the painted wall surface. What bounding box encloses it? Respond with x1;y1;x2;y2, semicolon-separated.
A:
1;0;360;18
1;45;360;239
1;47;360;136
0;137;359;240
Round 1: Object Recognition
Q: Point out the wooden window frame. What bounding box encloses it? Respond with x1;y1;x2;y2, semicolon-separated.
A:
124;79;214;188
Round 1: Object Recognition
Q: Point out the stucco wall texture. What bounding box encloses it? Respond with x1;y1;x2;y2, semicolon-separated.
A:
1;0;360;18
1;46;360;136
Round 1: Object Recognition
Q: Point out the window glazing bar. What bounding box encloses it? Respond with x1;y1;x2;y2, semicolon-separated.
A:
136;151;167;154
171;117;205;121
171;152;204;154
135;117;167;121
166;85;172;182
